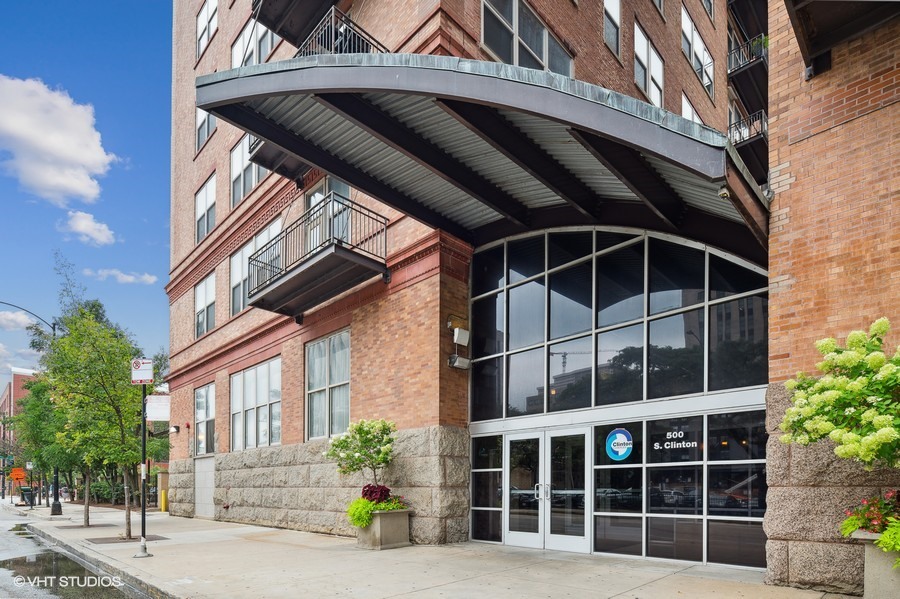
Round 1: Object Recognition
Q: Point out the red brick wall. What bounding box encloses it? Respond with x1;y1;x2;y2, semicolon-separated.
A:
768;11;900;381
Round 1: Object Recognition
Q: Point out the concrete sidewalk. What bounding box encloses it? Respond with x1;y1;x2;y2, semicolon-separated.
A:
3;501;852;599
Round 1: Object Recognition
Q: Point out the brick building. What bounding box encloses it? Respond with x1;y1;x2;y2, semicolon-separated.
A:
166;0;896;591
0;367;36;495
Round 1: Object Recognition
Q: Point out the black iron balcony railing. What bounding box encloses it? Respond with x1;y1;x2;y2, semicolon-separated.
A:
728;34;768;74
248;192;388;296
295;7;388;58
728;111;768;145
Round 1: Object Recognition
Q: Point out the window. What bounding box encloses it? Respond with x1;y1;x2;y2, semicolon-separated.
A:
652;0;663;13
603;0;620;57
305;177;351;252
307;330;350;438
682;94;703;124
230;218;282;315
681;6;714;98
471;436;503;542
700;0;713;19
231;135;268;207
195;383;215;455
482;0;572;76
230;357;281;451
196;108;216;151
232;20;281;68
196;0;218;58
634;24;663;107
195;273;216;338
470;231;768;421
195;174;216;243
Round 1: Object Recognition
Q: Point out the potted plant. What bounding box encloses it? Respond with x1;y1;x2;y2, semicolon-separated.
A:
780;317;900;595
324;419;410;549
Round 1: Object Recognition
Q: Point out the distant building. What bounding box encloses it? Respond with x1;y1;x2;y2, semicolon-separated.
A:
167;0;897;593
0;367;36;490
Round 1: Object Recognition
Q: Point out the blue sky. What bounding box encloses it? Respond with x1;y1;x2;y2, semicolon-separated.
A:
0;2;173;390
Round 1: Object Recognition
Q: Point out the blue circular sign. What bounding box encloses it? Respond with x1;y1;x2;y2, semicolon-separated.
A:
606;428;634;461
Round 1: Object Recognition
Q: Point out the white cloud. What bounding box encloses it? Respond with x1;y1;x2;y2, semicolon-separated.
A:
0;75;117;206
59;210;116;246
0;311;34;331
0;343;10;361
83;268;157;285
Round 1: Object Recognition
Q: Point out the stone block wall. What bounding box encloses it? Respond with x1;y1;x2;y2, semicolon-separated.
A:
168;425;470;544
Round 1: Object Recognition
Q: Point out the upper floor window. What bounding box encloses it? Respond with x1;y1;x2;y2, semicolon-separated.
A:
196;0;218;58
232;20;281;68
682;94;703;125
701;0;713;20
230;357;282;451
195;272;216;338
231;135;268;207
681;6;714;98
196;108;216;151
634;24;663;107
230;217;282;316
652;0;663;14
482;0;572;76
195;174;216;243
195;383;215;455
307;330;350;439
603;0;620;57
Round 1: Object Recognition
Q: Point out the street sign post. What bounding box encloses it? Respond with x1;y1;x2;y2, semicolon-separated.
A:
131;358;153;559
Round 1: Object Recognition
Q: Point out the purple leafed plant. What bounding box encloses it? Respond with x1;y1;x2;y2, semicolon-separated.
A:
361;484;391;503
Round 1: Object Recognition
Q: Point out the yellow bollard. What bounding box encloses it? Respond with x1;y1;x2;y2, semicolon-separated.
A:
159;489;168;512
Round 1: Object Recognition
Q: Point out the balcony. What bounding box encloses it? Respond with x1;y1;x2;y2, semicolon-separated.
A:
247;192;389;321
727;35;768;115
727;0;767;40
728;111;768;185
249;135;310;184
295;7;388;58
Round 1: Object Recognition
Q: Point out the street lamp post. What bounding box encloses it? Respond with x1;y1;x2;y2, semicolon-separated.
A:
0;301;62;516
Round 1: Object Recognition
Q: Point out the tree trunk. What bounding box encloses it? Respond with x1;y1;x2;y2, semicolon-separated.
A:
123;466;132;540
44;472;49;508
83;468;91;527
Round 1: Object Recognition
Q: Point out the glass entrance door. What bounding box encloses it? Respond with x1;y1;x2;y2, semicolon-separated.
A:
505;428;590;552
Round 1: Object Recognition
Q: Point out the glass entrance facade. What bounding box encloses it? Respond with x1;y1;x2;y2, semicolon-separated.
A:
468;228;769;567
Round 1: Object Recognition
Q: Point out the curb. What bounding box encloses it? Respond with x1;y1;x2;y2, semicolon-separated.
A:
26;524;178;599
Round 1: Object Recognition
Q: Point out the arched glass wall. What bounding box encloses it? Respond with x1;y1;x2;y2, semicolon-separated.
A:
470;229;768;421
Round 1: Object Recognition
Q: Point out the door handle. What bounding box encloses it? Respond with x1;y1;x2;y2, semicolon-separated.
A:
533;483;541;501
544;483;552;500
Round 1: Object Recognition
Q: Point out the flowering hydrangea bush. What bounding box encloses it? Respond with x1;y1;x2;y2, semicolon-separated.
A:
324;419;408;528
324;419;397;485
780;317;900;469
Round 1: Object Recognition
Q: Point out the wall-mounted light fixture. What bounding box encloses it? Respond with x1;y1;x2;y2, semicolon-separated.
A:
447;314;470;369
452;327;470;347
448;354;471;370
169;425;180;434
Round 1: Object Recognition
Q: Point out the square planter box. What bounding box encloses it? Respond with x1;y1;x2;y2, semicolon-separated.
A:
357;509;411;550
851;531;900;598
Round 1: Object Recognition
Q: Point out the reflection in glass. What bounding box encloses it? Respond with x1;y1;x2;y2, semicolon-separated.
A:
709;295;768;390
549;434;585;536
708;411;767;461
709;254;767;300
648;238;704;314
550;262;592;339
509;438;540;533
708;464;767;518
647;416;703;463
473;245;504;296
597;242;644;327
472;435;503;469
548;337;592;412
647;518;702;561
648;309;704;399
597;324;644;405
549;232;592;268
509;280;545;350
507;349;544;417
594;468;642;512
595;515;642;555
708;521;766;567
472;358;504;421
472;293;504;358
472;471;502;508
509;237;544;283
472;509;502;542
595;421;643;466
647;466;702;515
596;231;637;252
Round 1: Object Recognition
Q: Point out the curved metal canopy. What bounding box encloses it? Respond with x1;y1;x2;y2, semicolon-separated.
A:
197;54;768;264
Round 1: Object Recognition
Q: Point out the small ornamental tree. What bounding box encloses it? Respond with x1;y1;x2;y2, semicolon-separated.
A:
780;317;900;470
324;419;407;528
